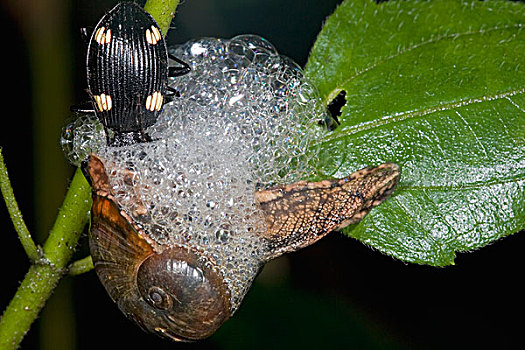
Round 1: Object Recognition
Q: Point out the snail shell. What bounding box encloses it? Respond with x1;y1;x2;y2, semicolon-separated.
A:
86;156;230;341
85;155;400;341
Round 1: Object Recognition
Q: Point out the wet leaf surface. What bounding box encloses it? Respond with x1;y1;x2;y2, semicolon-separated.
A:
305;0;525;265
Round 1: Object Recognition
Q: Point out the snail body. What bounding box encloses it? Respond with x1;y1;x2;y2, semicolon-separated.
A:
85;155;399;341
68;33;400;342
87;156;231;341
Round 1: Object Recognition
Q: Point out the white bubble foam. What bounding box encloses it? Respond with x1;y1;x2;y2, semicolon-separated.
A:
62;35;328;311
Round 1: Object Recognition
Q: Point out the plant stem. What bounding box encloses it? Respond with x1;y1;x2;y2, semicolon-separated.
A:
145;0;181;35
0;264;61;350
41;169;91;268
68;256;94;276
0;168;91;350
0;149;40;261
0;2;180;348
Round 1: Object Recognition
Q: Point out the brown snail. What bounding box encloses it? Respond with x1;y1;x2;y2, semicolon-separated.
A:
65;21;401;342
84;154;400;341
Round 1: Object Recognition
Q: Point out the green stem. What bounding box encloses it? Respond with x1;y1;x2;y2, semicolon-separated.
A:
41;169;91;268
0;2;181;348
0;149;40;261
68;256;94;276
0;168;91;350
144;0;181;36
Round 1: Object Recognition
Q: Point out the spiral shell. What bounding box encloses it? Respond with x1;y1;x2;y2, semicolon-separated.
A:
84;154;399;341
70;34;401;342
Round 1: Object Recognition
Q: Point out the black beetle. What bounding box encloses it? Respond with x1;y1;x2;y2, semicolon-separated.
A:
75;2;189;145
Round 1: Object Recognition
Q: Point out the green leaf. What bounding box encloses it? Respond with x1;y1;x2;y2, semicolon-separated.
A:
305;0;525;266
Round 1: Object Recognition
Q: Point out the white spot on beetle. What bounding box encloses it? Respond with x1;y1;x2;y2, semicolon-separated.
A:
94;27;104;44
145;29;153;45
145;91;163;111
94;93;112;111
94;27;111;45
145;26;160;45
155;93;163;111
105;94;112;110
104;29;111;44
151;26;162;42
145;94;152;111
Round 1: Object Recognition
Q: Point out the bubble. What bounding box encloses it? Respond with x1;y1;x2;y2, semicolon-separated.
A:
231;34;278;55
62;35;328;312
60;113;107;166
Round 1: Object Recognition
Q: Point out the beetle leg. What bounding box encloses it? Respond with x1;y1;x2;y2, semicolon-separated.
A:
110;131;153;147
255;163;400;261
80;27;92;44
168;54;191;77
165;86;181;101
70;101;95;114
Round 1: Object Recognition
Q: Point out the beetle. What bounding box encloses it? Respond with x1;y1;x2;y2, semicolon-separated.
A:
75;2;190;145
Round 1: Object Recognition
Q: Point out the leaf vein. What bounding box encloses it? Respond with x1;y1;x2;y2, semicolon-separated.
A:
389;194;440;246
454;110;488;158
397;172;525;192
419;189;460;242
318;87;525;145
327;23;524;102
505;96;525;113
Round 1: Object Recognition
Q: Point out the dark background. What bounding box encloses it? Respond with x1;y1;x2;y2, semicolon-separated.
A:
1;0;524;349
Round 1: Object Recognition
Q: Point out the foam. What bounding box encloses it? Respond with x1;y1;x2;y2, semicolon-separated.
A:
62;35;328;311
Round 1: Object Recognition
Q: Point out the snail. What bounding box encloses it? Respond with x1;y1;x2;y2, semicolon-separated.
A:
65;21;401;342
84;154;400;341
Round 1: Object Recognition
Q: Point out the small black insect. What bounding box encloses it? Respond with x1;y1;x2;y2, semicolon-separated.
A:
74;2;190;145
326;90;346;128
319;90;345;131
